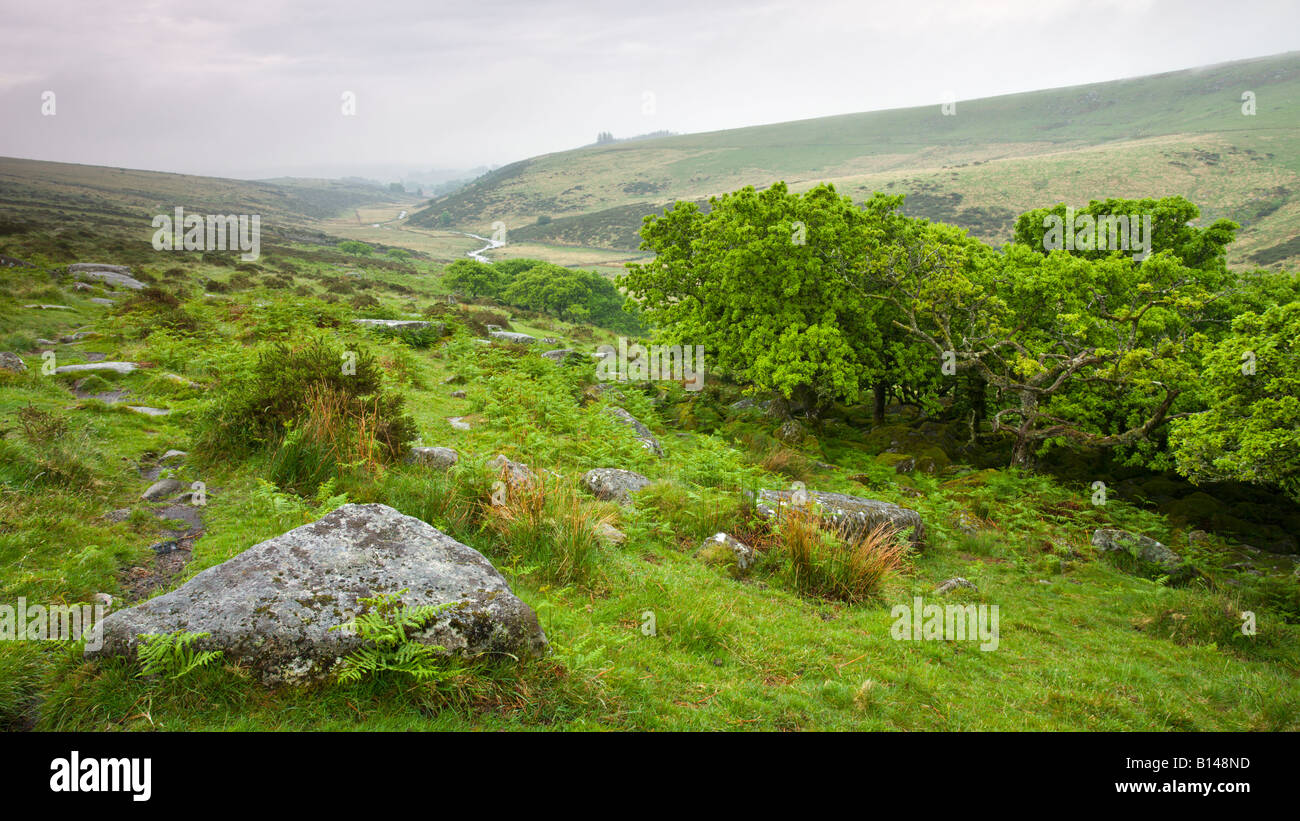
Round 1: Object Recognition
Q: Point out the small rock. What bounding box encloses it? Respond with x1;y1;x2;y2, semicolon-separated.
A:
449;390;467;398
126;406;170;417
142;478;185;501
935;577;978;594
487;454;535;487
607;407;663;457
596;522;626;545
0;352;27;373
53;361;138;375
541;348;579;363
489;330;536;344
447;416;471;431
696;533;755;578
406;446;458;470
159;449;188;464
582;468;651;503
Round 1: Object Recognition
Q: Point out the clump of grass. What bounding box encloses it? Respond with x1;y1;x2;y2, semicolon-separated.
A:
778;509;908;603
484;476;611;585
760;446;812;482
267;383;398;494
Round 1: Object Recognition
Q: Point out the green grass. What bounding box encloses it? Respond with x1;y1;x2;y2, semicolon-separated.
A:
0;237;1296;733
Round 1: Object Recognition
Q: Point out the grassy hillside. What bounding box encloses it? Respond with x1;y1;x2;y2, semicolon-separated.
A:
0;220;1296;731
0;156;419;263
410;51;1300;269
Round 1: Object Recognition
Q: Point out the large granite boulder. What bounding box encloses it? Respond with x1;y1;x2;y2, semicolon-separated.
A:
86;504;548;683
755;488;926;548
582;468;651;503
352;319;442;334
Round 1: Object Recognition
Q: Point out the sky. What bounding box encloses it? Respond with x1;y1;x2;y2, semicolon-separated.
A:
1;0;1298;182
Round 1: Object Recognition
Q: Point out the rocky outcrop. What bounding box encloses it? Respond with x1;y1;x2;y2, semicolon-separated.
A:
755;489;926;548
86;504;549;683
1092;529;1193;581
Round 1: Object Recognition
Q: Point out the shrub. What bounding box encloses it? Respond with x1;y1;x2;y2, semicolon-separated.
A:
196;335;416;469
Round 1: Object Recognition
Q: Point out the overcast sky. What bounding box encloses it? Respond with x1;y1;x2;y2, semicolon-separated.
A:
1;0;1297;181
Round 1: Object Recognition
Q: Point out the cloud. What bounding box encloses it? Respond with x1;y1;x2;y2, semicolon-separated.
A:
0;0;1294;179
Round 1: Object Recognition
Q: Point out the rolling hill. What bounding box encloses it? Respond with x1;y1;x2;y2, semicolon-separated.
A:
410;51;1300;269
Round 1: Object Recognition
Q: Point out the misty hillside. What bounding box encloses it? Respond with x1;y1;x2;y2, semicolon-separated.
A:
411;51;1300;269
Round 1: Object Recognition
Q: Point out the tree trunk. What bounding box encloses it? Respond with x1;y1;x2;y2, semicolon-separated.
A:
872;380;888;426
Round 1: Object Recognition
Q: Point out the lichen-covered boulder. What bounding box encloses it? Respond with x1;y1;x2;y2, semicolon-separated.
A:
582;468;651;503
86;504;548;683
755;489;926;548
1092;528;1193;581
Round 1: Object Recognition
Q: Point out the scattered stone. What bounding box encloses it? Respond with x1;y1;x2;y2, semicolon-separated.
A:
102;508;132;523
0;254;31;268
954;511;980;536
449;389;467;398
730;397;773;414
489;330;536;344
1092;529;1192;580
447;416;471;431
74;270;146;290
0;352;26;373
159;450;187;464
935;577;978;594
352;319;437;332
126;406;170;417
34;338;56;347
443;374;466;385
92;593;114;611
582;468;651;503
89;297;115;306
86;503;550;684
59;332;95;343
696;532;756;578
24;303;74;310
406;446;459;470
541;348;579;363
142;478;185;501
755;488;926;548
596;522;626;545
488;454;535;487
607;407;663;456
53;361;138;375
